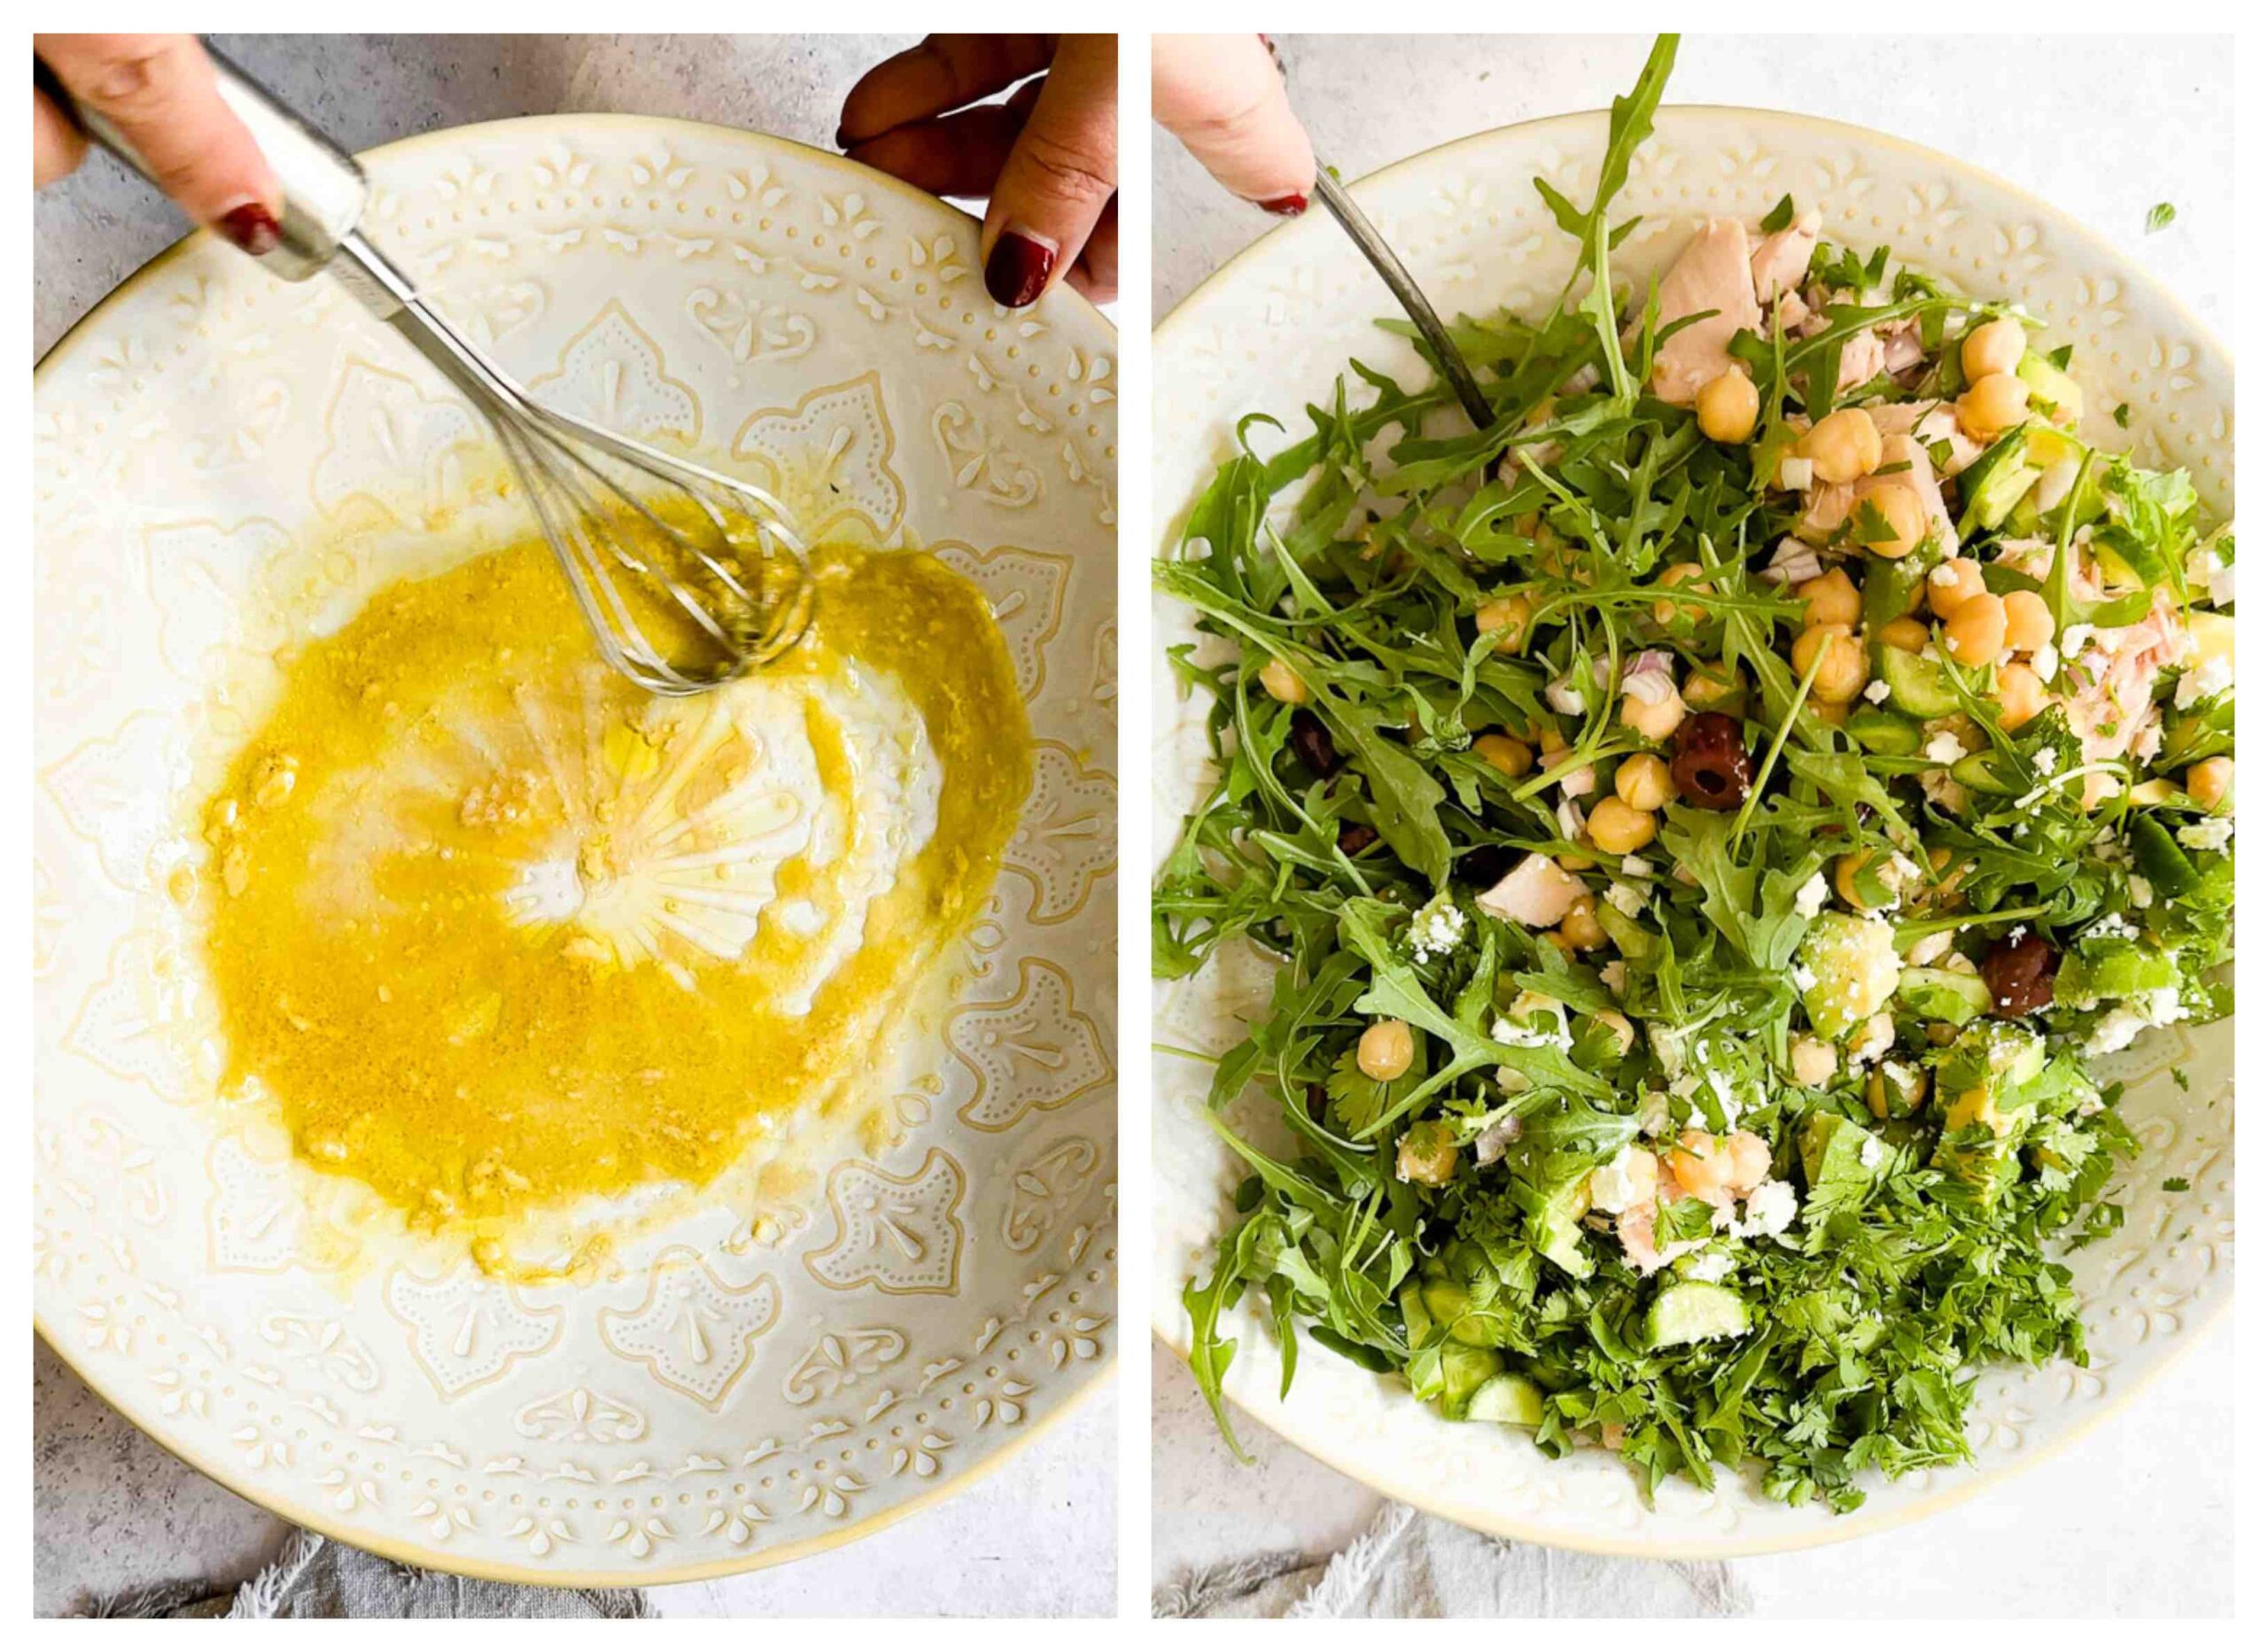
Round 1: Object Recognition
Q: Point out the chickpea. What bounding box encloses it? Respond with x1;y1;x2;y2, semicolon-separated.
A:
1474;733;1534;779
1793;624;1868;704
1995;661;2050;731
1956;371;2031;440
1809;697;1849;726
1835;849;1899;911
1668;1128;1768;1199
1921;845;1969;911
1878;616;1931;654
1258;657;1309;704
1357;1018;1417;1082
2188;756;2234;810
1587;795;1658;855
1614;753;1675;813
2002;589;2054;653
1946;591;2010;666
1867;1064;1930;1121
1797;407;1884;485
1723;1129;1773;1197
1666;1130;1731;1198
1534;721;1568;756
1652;562;1712;629
1476;593;1534;655
1856;485;1928;560
1396;1126;1458;1186
1621;684;1689;741
1588;1010;1637;1057
1961;315;2027;382
1684;661;1745;715
1790;1036;1839;1088
1559;895;1609;951
1696;368;1760;444
1927;557;1988;619
1797;568;1862;630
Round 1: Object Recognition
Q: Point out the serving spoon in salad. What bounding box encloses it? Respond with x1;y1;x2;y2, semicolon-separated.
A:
1309;159;1498;434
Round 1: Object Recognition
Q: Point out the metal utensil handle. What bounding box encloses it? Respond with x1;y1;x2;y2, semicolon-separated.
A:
1310;164;1497;434
35;39;367;281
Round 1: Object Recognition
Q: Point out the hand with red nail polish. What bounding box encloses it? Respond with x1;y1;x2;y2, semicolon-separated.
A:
839;35;1116;309
1154;35;1317;217
35;35;283;252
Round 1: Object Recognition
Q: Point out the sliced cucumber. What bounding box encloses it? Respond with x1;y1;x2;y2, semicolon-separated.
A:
1957;427;2035;535
1845;705;1922;756
1898;965;1992;1024
2053;941;2182;1009
1951;750;2008;795
1880;648;1961;718
1465;1371;1547;1428
1644;1282;1750;1350
1399;1279;1434;1346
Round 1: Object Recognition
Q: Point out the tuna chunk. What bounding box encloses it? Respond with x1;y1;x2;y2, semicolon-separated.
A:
1477;854;1585;928
2060;595;2192;766
1648;219;1763;407
1867;400;1984;477
1751;207;1821;303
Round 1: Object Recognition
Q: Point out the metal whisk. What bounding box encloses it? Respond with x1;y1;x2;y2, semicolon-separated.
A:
41;43;812;697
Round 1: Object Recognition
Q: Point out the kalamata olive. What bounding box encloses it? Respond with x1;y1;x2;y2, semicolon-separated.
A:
1289;710;1340;774
1337;822;1379;857
1981;932;2059;1018
1669;711;1754;810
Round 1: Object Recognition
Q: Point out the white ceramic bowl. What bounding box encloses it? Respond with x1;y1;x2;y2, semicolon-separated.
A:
35;116;1117;1584
1153;105;2233;1556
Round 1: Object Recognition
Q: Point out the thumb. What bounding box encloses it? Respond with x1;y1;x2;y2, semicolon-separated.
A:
1153;34;1316;213
35;35;281;247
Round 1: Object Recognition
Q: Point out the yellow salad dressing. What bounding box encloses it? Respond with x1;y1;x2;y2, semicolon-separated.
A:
197;537;1029;1236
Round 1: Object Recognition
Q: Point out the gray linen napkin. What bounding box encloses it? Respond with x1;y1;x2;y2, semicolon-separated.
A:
82;1530;651;1619
1154;1502;1753;1619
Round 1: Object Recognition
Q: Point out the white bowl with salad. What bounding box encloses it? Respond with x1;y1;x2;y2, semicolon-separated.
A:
1152;38;2233;1555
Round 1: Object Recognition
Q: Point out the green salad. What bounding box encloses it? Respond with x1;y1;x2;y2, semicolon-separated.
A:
1155;35;2234;1513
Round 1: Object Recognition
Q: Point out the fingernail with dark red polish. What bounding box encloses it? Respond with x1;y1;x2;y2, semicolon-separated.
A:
834;125;853;150
1259;193;1309;217
984;227;1057;308
218;203;281;257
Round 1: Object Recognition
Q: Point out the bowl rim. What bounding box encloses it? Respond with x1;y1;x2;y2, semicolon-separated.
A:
34;108;1117;1589
1149;100;2233;1559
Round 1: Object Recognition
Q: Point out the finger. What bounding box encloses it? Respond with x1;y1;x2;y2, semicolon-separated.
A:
35;35;280;244
1153;33;1316;213
838;34;1056;146
846;80;1042;199
1066;195;1117;304
33;89;88;187
981;35;1116;309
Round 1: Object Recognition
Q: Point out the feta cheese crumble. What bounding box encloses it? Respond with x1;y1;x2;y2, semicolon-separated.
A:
1924;731;1968;766
1408;894;1467;962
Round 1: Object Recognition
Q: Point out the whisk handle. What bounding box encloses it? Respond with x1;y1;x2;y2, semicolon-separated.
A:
37;39;369;283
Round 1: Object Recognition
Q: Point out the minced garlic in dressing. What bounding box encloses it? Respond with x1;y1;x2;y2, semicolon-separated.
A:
198;536;1028;1232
